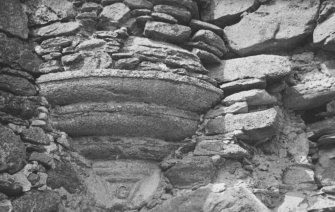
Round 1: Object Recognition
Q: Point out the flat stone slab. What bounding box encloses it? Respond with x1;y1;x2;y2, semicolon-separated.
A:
71;136;183;161
192;48;221;64
33;22;81;39
313;13;335;51
194;136;250;159
37;69;222;113
189;19;223;37
149;0;196;18
124;36;208;74
204;102;249;118
124;0;153;10
205;107;280;143
191;29;227;54
224;0;319;55
51;101;199;141
153;5;191;24
222;89;277;107
208;54;292;83
201;0;256;27
283;85;335;111
220;78;266;95
144;21;191;43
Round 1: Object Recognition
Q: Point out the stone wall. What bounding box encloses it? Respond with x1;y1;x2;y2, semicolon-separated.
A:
1;0;335;211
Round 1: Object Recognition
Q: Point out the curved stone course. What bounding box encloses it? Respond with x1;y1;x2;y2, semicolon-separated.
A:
71;136;183;161
38;69;223;113
52;101;199;140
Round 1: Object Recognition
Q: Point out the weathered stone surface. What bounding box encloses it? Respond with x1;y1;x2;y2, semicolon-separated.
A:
318;0;335;23
51;102;199;140
205;102;248;118
318;134;335;147
0;94;42;119
220;78;266;95
27;5;59;26
313;13;335;51
191;29;227;53
35;46;61;56
0;126;26;174
307;196;335;212
321;185;335;194
146;185;270;212
224;0;319;55
194;137;250;159
124;36;208;74
0;112;29;126
124;0;153;9
165;156;215;189
131;9;152;17
114;57;140;69
85;160;160;209
189;19;223;37
0;178;23;196
11;171;31;192
153;5;191;24
21;127;51;145
283;85;335;111
205;107;279;143
0;0;28;39
40;37;72;49
185;41;224;57
72;136;182;161
42;53;62;61
0;74;37;96
33;22;81;39
209;54;292;83
47;159;82;193
25;0;76;26
0;68;34;82
38;60;64;74
151;12;178;24
38;69;222;113
222;89;277;106
316;146;335;186
276;192;308;212
309;117;335;140
283;166;317;190
12;190;61;212
81;2;102;13
192;48;221;64
144;21;191;43
101;0;122;6
0;33;42;73
149;0;196;17
0;200;12;211
99;3;131;30
201;0;257;27
28;152;53;168
76;38;106;51
61;52;112;71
